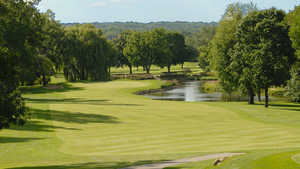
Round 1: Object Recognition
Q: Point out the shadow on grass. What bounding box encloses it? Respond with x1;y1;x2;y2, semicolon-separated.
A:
21;83;84;95
8;108;120;132
270;104;300;108
8;121;81;132
7;160;166;169
0;137;44;143
24;98;142;107
269;103;300;112
30;108;120;124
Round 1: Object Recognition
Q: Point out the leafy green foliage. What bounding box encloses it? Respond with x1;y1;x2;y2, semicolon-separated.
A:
0;0;43;128
287;5;300;59
233;8;296;107
62;24;116;81
210;3;244;98
122;28;188;74
286;65;300;102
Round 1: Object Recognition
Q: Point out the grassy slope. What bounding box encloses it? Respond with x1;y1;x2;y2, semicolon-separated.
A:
0;75;300;168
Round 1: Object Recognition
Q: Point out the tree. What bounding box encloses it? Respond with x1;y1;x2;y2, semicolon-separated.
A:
233;8;296;107
62;24;112;81
210;3;244;101
285;64;300;103
155;30;186;72
39;10;64;72
210;2;258;103
287;5;300;59
113;30;135;74
124;29;165;74
285;5;300;103
0;0;43;129
198;45;210;72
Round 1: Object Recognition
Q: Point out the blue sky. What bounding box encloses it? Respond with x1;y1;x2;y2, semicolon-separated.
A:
38;0;300;23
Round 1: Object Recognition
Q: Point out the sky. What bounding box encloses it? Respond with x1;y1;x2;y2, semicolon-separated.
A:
38;0;300;23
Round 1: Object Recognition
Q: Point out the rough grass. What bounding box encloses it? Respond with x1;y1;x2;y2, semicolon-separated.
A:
0;73;300;168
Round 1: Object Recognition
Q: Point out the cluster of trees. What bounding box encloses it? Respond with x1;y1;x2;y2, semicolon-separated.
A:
208;3;299;107
62;24;117;81
114;28;196;74
0;0;118;129
1;0;45;129
1;0;198;129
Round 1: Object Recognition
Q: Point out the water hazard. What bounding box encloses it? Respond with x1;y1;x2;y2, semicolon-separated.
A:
145;81;222;102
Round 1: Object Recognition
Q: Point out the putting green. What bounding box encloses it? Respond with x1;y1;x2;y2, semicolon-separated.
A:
0;79;300;169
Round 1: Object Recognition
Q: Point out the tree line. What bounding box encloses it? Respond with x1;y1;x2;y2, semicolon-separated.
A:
203;3;300;107
64;21;218;40
0;0;194;129
114;29;197;74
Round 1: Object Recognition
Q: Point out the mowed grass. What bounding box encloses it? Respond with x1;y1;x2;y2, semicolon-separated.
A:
1;75;300;168
111;62;202;75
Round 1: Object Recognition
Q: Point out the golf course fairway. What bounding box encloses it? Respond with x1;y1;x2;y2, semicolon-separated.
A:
1;79;300;169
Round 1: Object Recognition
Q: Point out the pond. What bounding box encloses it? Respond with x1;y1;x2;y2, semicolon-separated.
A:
145;81;222;102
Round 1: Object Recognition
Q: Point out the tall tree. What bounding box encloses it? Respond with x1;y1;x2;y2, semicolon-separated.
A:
0;0;43;129
233;8;296;107
285;5;300;103
63;24;112;81
155;30;186;72
113;30;135;74
210;3;243;101
210;2;258;103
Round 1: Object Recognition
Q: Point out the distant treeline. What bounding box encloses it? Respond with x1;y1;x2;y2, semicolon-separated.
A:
63;21;218;39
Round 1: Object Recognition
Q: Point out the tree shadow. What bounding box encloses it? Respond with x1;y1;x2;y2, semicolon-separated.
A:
270;103;300;112
8;121;81;132
8;107;120;132
21;83;84;95
6;160;166;169
29;108;120;124
270;104;300;108
24;98;142;107
0;137;44;143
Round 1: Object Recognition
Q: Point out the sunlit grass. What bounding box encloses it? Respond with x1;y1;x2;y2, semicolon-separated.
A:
0;65;300;169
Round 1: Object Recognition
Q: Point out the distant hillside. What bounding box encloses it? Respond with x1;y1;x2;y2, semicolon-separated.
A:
63;21;218;39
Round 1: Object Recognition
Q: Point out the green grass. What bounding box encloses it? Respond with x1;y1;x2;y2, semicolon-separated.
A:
110;62;202;75
1;73;300;168
166;150;300;169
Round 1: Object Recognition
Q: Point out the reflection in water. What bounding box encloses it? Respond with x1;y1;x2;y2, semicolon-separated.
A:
145;81;222;102
185;82;199;102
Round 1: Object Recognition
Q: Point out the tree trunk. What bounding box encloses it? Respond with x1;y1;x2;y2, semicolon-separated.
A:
146;66;150;74
257;89;261;102
181;63;184;69
248;88;255;105
168;65;171;73
265;88;269;108
129;65;133;74
42;74;47;86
